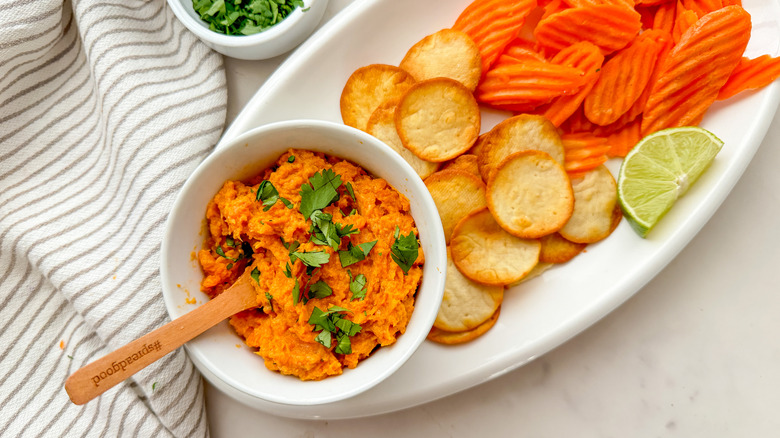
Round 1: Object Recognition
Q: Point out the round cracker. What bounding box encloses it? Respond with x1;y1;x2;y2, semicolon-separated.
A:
539;232;587;263
477;114;564;183
399;28;482;91
396;78;481;162
427;307;500;345
340;64;416;131
487;150;574;239
450;207;540;286
508;262;553;288
442;153;481;178
559;165;617;244
366;101;439;179
424;169;487;243
434;248;504;332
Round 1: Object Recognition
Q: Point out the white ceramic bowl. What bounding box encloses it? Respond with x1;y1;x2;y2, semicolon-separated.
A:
160;119;447;406
167;0;328;60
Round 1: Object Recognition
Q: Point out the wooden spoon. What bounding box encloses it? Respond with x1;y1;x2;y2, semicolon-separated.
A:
64;266;258;405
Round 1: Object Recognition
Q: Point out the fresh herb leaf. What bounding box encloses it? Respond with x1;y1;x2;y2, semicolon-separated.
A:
226;263;233;270
290;249;330;268
345;182;356;200
338;240;377;268
336;223;358;238
334;331;352;354
283;262;293;278
225;236;235;247
215;246;238;262
192;0;305;36
309;211;360;251
67;355;73;360
308;306;361;353
335;317;362;337
152;382;158;392
390;229;419;274
308;280;333;299
309;210;339;250
292;277;301;306
287;155;295;163
265;292;274;312
315;330;332;348
347;270;368;301
299;169;343;219
250;267;260;283
256;180;293;211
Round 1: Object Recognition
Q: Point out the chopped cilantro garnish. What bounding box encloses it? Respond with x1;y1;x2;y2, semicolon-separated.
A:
226;263;233;270
265;292;274;312
308;305;361;353
347;270;367;301
308;280;333;299
345;182;355;200
287;155;295;163
283;262;293;278
256;180;293;211
292;277;301;305
390;227;419;274
152;382;158;392
309;210;360;250
338;240;377;268
250;267;260;283
290;249;329;268
225;236;235;247
192;0;305;36
315;330;332;348
215;246;238;262
299;169;342;219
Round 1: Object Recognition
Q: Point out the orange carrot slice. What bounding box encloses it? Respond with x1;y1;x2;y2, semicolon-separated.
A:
682;0;723;17
641;5;752;136
562;132;611;174
539;41;605;126
561;0;634;8
605;118;643;157
717;55;780;100
615;30;674;126
583;30;669;126
542;0;568;19
673;3;699;43
652;1;677;34
453;0;539;72
534;5;642;55
476;59;586;108
500;38;548;62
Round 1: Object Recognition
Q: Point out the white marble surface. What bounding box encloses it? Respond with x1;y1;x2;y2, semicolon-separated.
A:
207;1;780;435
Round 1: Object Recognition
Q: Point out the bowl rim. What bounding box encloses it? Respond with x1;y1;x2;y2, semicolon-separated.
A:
160;119;447;405
168;0;315;48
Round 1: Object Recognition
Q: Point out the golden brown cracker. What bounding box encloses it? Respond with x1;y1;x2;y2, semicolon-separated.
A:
396;78;481;162
487;151;574;239
340;64;416;131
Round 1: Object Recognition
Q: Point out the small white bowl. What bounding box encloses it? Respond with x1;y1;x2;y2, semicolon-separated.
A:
167;0;328;60
160;119;446;406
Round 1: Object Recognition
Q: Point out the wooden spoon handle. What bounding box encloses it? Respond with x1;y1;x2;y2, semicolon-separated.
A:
64;277;257;405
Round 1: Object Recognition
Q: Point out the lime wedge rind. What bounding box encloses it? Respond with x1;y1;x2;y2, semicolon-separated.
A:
617;127;724;238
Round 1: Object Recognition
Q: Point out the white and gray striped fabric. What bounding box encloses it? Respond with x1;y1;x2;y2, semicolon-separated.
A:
0;0;226;436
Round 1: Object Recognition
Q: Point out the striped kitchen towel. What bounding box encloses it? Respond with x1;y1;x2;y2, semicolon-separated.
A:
0;0;226;436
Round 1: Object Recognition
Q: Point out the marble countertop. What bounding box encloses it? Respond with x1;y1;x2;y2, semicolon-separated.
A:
206;1;780;435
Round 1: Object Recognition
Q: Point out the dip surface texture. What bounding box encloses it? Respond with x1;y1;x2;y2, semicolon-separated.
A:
198;150;423;380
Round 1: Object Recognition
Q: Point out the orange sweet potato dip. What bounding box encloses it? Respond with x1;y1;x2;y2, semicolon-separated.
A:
198;149;423;380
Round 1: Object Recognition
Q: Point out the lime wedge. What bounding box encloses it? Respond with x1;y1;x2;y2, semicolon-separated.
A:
617;126;723;237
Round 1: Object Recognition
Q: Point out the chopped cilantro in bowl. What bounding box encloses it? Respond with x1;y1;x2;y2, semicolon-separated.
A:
192;0;306;36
